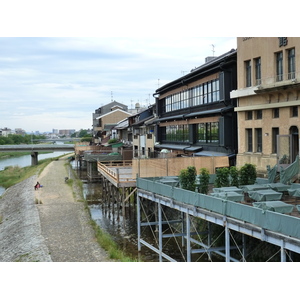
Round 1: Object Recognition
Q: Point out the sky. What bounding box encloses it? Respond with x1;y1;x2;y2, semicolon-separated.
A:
0;36;237;133
0;0;292;134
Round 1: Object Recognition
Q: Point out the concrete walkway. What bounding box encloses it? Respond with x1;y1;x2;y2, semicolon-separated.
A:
36;157;110;262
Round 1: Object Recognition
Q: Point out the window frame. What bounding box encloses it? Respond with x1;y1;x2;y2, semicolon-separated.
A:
276;51;283;82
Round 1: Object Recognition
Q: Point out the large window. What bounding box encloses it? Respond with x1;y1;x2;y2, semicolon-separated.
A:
276;52;283;81
165;78;220;113
272;127;279;153
245;60;251;87
246;129;253;152
165;124;189;142
255;57;261;85
273;108;279;118
255;128;262;152
197;122;219;143
288;48;295;79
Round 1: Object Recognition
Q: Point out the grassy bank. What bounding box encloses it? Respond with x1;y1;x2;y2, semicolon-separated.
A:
66;160;137;262
0;151;51;159
0;158;57;189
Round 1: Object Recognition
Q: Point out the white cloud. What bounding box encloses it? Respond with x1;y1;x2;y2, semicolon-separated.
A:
0;37;237;132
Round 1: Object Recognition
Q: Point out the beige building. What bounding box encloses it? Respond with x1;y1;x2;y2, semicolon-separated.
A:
95;109;132;143
231;37;300;175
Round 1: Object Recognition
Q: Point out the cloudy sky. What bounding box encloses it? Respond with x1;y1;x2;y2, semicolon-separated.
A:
2;0;276;134
0;37;237;133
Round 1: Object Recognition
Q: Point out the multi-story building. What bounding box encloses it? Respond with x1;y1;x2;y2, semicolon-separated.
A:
129;104;156;158
153;49;238;166
231;37;300;175
92;101;130;143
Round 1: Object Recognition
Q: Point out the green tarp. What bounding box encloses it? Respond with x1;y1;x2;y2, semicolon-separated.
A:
137;177;300;240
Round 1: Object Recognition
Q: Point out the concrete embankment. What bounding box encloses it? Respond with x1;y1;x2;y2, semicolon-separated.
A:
0;175;52;262
0;157;110;262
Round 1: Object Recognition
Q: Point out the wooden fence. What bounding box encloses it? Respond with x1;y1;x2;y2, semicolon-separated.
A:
132;156;229;178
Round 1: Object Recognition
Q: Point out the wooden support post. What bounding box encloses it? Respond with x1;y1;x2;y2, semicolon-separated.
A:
186;213;191;262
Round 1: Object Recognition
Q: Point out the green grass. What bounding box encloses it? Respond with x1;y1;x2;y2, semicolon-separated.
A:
0;155;66;189
90;219;137;262
64;160;138;262
0;151;51;159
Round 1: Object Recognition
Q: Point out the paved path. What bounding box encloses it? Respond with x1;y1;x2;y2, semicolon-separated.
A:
37;157;110;262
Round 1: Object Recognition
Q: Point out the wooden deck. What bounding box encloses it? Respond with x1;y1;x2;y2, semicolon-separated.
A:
97;161;136;188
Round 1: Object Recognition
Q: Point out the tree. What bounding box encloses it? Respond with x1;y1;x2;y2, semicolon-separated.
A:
215;167;230;188
239;163;257;185
179;166;197;191
199;168;210;194
229;166;239;187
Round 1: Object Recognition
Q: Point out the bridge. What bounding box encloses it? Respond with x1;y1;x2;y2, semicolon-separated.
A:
34;138;81;142
0;144;74;165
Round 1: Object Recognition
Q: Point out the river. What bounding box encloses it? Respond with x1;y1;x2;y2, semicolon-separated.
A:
72;162;210;262
0;153;208;262
0;151;72;196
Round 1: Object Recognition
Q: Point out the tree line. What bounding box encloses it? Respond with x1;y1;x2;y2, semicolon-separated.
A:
0;134;46;145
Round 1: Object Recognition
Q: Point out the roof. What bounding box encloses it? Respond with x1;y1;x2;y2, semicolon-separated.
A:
155;49;237;96
96;108;132;119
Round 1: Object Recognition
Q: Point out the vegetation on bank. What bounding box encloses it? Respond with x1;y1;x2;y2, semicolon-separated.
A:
0;157;57;189
66;160;137;262
0;134;46;145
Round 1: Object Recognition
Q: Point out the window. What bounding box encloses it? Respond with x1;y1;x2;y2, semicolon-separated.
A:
165;124;189;142
255;57;261;85
291;106;298;117
272;128;279;153
197;122;219;143
273;108;279;118
288;48;295;79
246;129;253;152
165;78;220;112
276;52;283;81
246;111;253;120
256;110;262;119
255;128;262;152
245;60;252;87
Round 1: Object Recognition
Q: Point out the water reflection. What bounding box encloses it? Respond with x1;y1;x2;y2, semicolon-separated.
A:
73;161;209;262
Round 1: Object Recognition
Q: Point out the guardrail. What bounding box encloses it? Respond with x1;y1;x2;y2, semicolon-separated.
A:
97;161;136;187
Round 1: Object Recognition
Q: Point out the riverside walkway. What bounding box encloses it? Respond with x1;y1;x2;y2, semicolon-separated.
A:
36;157;110;262
0;156;110;262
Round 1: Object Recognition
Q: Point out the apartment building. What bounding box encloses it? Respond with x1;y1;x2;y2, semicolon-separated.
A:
92;101;130;143
231;37;300;174
153;49;238;165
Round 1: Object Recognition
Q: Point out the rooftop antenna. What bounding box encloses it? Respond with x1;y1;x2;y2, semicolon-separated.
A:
211;44;215;57
158;79;160;88
111;91;113;102
181;71;188;76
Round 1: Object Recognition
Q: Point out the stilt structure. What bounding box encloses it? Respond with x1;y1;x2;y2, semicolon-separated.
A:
137;177;300;262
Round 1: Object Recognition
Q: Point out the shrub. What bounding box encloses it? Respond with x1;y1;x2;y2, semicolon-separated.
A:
215;167;230;188
179;166;197;191
229;166;239;187
199;168;210;194
239;163;257;185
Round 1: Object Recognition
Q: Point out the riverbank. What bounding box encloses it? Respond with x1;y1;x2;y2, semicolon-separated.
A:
0;156;111;262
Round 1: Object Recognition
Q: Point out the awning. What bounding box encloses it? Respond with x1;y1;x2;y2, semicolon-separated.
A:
193;151;236;157
154;114;185;123
184;146;203;152
155;144;188;150
155;144;203;152
184;106;234;118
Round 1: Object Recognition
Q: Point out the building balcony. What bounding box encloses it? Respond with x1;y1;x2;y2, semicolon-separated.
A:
230;71;300;99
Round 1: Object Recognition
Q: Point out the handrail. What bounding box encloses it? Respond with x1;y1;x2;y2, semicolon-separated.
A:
98;161;135;184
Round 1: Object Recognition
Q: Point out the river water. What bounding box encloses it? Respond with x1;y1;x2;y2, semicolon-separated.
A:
72;162;210;262
0;153;208;262
0;151;72;196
